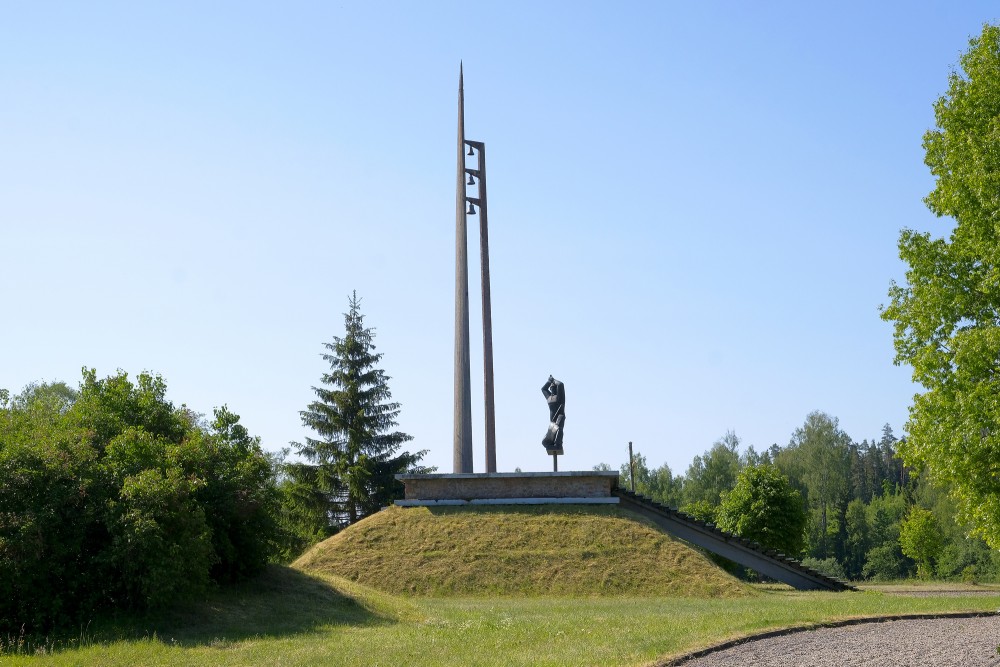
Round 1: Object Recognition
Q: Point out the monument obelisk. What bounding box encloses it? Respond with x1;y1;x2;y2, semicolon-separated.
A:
453;64;474;473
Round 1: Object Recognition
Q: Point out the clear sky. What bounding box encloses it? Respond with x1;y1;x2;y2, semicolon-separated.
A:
2;2;997;476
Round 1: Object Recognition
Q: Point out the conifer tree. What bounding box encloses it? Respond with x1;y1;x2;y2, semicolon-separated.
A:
293;292;425;527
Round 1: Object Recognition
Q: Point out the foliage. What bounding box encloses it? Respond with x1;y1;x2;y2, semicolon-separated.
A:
775;412;851;559
600;413;1000;582
289;292;426;531
274;449;333;561
936;540;1000;581
850;488;914;580
196;406;283;582
843;499;870;579
0;371;281;634
881;23;1000;549
899;507;945;578
682;431;741;506
800;557;847;580
618;451;683;507
680;500;718;524
716;464;807;555
862;543;910;581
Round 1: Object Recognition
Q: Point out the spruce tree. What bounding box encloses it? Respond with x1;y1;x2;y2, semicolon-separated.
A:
293;292;424;527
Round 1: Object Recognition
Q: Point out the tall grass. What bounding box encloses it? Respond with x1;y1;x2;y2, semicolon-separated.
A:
1;622;95;657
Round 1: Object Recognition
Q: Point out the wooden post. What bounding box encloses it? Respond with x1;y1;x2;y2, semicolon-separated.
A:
628;441;635;492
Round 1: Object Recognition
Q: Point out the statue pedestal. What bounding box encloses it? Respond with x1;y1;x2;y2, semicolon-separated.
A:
394;471;619;507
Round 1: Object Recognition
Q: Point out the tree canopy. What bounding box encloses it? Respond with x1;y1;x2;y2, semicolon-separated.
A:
882;23;1000;548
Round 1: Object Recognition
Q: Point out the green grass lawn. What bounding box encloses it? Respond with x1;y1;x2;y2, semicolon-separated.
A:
6;567;1000;667
294;505;751;598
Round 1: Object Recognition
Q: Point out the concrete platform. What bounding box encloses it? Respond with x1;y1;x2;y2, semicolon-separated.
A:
394;471;619;505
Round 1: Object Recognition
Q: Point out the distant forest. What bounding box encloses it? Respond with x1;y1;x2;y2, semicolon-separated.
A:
601;411;998;582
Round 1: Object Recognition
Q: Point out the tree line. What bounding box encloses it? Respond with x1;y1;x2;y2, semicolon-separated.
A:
603;412;999;582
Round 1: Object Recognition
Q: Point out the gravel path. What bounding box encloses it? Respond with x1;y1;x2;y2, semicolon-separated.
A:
674;616;1000;666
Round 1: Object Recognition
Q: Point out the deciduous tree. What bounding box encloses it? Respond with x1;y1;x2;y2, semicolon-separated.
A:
682;431;741;507
716;464;807;555
882;23;1000;548
776;412;851;558
899;508;944;579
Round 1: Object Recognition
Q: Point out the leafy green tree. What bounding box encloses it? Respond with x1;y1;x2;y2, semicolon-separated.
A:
860;489;913;580
776;412;851;559
292;292;425;527
682;431;741;507
740;444;771;468
900;507;944;578
844;498;872;579
191;406;282;582
618;452;684;507
716;464;807;555
0;394;97;632
882;23;1000;548
914;472;1000;580
863;543;910;581
936;539;1000;581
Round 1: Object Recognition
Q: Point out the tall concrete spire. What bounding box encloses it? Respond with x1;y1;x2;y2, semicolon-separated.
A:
453;63;474;473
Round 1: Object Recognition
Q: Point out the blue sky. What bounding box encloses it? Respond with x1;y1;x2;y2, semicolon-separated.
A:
2;2;997;476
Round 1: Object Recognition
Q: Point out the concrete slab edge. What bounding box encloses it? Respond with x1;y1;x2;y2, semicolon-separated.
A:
394;497;620;507
656;611;1000;666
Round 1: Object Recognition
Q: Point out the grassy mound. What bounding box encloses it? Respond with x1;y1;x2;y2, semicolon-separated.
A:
294;504;752;598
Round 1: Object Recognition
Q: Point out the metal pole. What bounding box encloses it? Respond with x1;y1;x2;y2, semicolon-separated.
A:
553;453;558;472
629;441;635;492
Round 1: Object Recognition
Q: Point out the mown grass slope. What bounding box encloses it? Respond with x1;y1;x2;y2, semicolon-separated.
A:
294;504;752;597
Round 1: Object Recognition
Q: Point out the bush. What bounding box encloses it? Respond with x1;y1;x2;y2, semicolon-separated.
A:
716;464;807;556
680;500;718;524
862;543;912;580
801;557;847;580
936;539;1000;582
0;371;282;634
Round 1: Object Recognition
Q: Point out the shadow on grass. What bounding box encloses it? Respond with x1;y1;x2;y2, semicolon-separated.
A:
86;565;407;649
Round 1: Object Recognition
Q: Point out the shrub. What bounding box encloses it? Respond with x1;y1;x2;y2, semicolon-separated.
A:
801;557;847;580
0;371;281;634
863;543;911;580
716;464;807;556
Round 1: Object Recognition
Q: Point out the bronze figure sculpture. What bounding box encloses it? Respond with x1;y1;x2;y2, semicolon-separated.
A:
542;375;565;456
